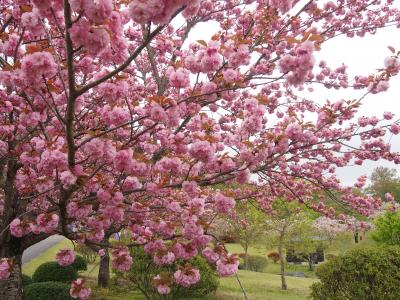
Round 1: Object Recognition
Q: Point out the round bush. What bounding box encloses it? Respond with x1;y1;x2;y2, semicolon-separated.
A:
22;274;33;287
267;251;280;263
24;281;73;300
239;255;268;272
311;246;400;300
32;262;78;283
113;246;219;299
71;255;87;271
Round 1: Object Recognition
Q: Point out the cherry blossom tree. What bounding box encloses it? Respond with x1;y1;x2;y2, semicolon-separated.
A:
313;216;347;245
1;1;400;299
343;215;373;243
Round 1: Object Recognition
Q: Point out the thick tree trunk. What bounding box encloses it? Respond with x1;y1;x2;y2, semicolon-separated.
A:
278;237;287;290
98;250;110;288
0;255;23;300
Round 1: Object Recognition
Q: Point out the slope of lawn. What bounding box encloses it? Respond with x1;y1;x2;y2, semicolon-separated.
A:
22;238;73;276
22;238;316;299
21;233;373;299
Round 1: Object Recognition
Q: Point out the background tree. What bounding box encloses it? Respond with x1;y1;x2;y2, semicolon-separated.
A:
372;210;400;246
287;220;325;271
227;201;266;270
367;167;400;202
264;199;315;290
313;217;347;245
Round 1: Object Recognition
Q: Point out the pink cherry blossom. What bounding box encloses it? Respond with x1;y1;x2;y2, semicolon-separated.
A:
70;278;91;300
10;218;30;238
215;192;235;213
1;1;400;297
21;52;57;85
111;247;133;272
385;193;395;202
60;170;77;187
167;67;190;88
216;255;239;276
56;249;76;267
156;284;171;294
279;41;315;86
174;267;200;287
0;259;11;280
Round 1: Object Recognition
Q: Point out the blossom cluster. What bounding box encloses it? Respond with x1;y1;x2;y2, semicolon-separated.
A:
56;249;76;267
70;278;91;300
111;247;133;272
0;259;11;280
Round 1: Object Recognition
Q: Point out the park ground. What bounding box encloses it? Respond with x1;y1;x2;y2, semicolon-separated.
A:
22;232;374;299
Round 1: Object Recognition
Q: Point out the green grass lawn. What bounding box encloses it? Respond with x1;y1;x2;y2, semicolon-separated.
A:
90;270;316;300
211;270;317;300
225;243;316;277
23;239;317;299
23;232;374;299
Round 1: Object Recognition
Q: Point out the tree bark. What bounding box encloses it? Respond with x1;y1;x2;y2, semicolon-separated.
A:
98;249;110;288
308;255;314;271
278;236;287;290
0;255;23;300
354;230;359;244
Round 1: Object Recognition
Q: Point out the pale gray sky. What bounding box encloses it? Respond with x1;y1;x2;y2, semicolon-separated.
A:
315;26;400;185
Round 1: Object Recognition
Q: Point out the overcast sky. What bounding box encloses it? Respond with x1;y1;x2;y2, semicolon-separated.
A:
315;26;400;185
179;6;400;186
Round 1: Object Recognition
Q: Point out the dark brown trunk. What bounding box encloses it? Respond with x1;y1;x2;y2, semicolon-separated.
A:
0;255;23;300
98;250;110;288
278;236;287;290
0;152;23;299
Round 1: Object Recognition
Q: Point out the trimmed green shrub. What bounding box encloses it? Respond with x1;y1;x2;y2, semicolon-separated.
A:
22;274;33;287
75;244;97;263
24;281;73;300
311;246;400;300
32;262;78;283
113;246;219;299
267;251;280;263
239;255;268;272
71;255;87;271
